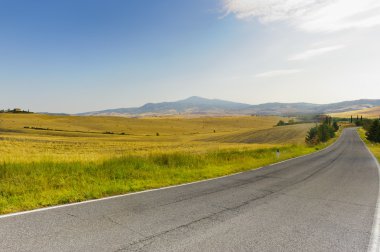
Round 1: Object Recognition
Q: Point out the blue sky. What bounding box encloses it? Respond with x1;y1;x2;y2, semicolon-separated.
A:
1;0;380;113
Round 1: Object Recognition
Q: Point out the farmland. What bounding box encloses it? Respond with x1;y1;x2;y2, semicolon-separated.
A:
330;106;380;119
0;114;331;214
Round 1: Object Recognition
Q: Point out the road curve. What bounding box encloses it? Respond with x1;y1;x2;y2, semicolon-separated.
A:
0;128;379;252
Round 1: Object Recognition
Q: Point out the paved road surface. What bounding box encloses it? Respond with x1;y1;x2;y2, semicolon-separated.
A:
1;128;379;251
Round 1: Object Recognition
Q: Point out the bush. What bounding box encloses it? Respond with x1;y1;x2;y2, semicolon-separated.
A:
306;121;336;145
317;123;330;142
333;122;339;132
277;120;286;126
305;127;319;145
362;119;374;131
366;120;380;143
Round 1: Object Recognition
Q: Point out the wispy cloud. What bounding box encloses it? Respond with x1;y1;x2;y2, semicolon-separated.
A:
255;69;303;78
288;44;345;61
223;0;380;33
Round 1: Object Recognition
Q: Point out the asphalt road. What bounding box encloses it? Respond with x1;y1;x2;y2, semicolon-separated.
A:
1;128;379;252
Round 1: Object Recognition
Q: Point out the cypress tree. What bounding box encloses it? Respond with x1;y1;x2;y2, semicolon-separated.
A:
306;126;319;145
333;121;339;132
318;123;330;142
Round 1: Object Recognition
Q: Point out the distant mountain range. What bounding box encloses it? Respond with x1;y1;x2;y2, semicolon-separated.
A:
77;96;380;117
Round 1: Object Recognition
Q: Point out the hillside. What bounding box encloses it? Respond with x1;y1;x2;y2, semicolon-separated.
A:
78;96;251;116
0;113;280;137
330;106;380;119
203;123;312;145
77;97;380;117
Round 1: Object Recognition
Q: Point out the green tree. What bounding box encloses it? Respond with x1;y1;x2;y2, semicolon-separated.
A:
333;121;339;132
366;120;380;143
363;119;374;131
317;123;331;142
305;126;319;145
277;120;286;126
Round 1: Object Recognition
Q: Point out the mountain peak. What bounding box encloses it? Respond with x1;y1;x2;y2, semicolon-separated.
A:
181;96;208;102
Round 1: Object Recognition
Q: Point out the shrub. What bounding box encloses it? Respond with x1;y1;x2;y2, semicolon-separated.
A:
333;122;339;132
305;126;319;145
277;120;286;126
306;121;336;145
366;120;380;143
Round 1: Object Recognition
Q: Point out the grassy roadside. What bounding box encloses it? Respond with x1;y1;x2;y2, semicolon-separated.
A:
0;114;340;214
0;139;338;215
358;128;380;162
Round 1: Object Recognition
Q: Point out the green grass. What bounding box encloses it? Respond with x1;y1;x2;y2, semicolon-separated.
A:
358;128;380;162
0;114;338;214
0;145;323;214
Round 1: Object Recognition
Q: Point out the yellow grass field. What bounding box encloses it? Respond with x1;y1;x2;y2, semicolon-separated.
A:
330;106;380;119
0;114;286;163
0;113;330;214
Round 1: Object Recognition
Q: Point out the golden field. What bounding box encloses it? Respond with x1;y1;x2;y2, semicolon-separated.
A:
330;106;380;119
0;113;328;214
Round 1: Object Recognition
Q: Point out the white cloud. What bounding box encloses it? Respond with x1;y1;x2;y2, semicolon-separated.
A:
255;69;303;78
289;44;345;61
223;0;380;32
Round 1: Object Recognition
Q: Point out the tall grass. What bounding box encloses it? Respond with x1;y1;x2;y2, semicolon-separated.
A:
0;114;335;214
358;128;380;162
0;145;317;214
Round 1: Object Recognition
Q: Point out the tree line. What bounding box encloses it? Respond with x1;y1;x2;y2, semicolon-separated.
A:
304;114;380;144
305;116;339;145
350;115;380;143
0;108;32;114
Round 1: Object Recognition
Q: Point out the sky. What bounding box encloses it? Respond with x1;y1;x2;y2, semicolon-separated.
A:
1;0;380;113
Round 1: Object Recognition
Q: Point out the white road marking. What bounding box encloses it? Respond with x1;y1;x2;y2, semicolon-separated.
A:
362;138;380;252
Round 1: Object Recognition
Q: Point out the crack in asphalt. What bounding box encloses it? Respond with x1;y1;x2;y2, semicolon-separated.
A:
150;150;343;211
280;193;373;208
113;146;347;251
102;215;147;238
114;190;275;252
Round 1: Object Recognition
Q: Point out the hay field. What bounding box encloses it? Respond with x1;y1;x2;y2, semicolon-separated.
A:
203;123;314;144
0;114;324;214
0;114;284;163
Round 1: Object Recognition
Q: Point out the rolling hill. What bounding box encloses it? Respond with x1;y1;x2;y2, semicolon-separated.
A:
78;96;251;116
330;106;380;119
77;97;380;117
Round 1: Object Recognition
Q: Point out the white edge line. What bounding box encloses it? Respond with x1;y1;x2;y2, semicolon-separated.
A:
358;131;380;252
0;130;344;220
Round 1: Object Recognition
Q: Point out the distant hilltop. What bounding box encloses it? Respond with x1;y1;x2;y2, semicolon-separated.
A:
77;96;380;117
0;108;32;114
